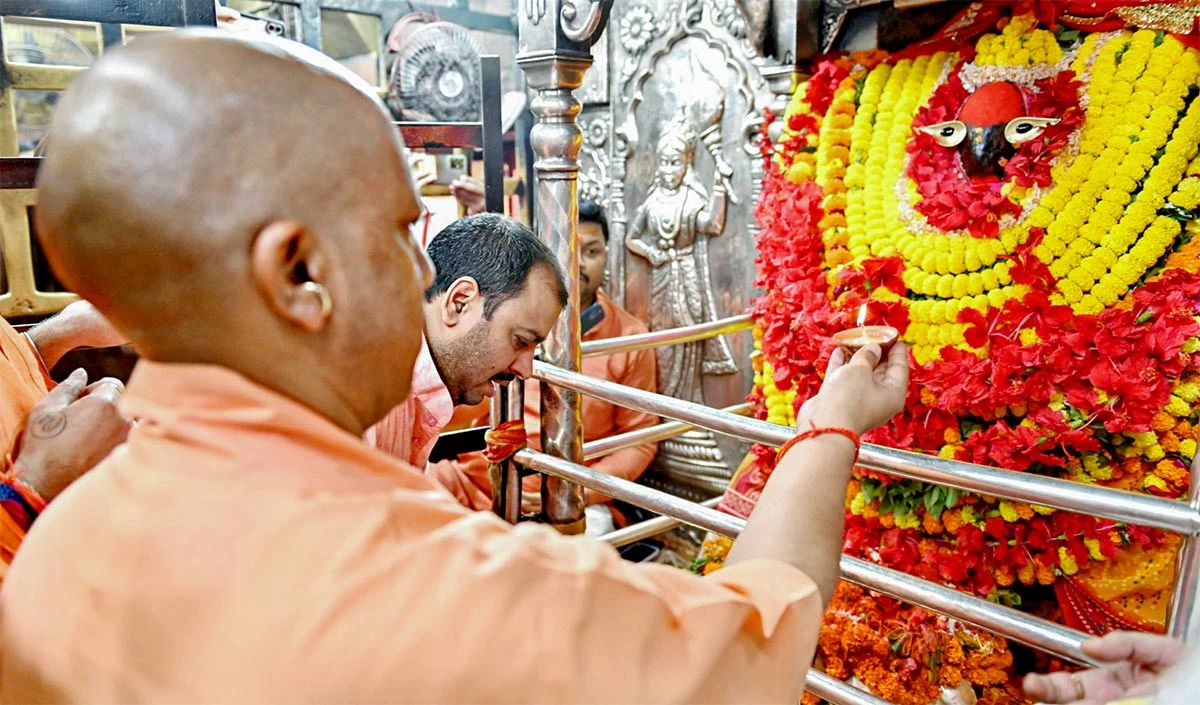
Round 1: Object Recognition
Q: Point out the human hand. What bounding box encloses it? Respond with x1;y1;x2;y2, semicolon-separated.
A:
28;300;127;370
450;177;486;215
1022;632;1188;704
406;150;437;191
14;369;132;502
797;342;909;435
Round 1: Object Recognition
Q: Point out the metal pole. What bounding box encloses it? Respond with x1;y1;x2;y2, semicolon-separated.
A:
533;362;1200;536
580;314;753;358
583;402;753;461
489;380;525;525
480;56;505;214
516;0;612;534
515;447;1100;666
805;670;892;705
1168;459;1200;644
600;497;722;547
297;0;322;49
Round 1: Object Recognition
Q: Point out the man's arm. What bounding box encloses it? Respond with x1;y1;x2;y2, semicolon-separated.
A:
25;301;127;372
322;510;823;702
726;343;909;606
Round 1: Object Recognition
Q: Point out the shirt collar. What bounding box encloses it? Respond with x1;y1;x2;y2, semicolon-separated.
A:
412;337;455;430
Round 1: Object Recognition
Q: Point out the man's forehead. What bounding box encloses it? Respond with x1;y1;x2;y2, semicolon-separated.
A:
578;222;605;244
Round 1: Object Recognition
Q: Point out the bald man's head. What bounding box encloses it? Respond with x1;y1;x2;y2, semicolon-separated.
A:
36;31;433;432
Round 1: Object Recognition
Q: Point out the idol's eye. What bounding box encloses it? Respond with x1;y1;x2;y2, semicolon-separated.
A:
1004;116;1061;145
917;120;967;147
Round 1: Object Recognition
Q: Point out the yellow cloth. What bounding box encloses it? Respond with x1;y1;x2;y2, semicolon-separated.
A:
3;360;822;703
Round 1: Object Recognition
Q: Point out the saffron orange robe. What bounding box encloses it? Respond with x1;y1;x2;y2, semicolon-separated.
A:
428;291;660;511
0;318;50;582
2;361;822;703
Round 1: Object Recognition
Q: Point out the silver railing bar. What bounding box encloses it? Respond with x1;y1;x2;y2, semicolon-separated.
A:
583;402;754;461
517;450;745;538
533;362;1200;536
580;313;753;358
600;497;722;547
516;448;1100;666
805;670;893;705
1168;473;1200;641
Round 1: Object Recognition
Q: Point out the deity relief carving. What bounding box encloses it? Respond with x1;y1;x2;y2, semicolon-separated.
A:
578;112;611;204
601;0;778;491
625;79;738;483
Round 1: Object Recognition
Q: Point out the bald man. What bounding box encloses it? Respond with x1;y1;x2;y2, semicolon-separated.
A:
3;31;910;703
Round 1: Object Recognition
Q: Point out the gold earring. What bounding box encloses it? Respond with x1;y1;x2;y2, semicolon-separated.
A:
301;281;333;321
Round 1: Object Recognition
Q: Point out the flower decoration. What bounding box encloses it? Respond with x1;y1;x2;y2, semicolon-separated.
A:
696;15;1200;704
618;3;658;55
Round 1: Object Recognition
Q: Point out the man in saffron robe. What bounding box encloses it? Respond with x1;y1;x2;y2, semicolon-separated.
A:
3;31;909;703
0;301;130;580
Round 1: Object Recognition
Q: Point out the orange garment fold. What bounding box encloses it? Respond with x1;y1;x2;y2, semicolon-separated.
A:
0;318;51;582
3;360;821;703
428;291;660;511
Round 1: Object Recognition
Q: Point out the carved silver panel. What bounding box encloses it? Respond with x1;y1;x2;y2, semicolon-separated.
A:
578;109;611;205
577;22;610;105
595;0;784;493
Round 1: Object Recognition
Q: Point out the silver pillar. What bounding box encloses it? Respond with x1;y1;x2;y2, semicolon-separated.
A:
1168;457;1200;644
489;380;525;525
516;0;612;534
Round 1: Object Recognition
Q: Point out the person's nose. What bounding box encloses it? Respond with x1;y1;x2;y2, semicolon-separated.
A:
510;349;535;379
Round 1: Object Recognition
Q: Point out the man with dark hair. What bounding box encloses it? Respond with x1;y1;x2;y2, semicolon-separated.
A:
365;212;567;471
426;199;660;534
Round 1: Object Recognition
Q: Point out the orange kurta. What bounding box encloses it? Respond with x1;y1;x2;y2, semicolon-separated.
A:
428;290;659;511
2;361;822;703
0;318;50;580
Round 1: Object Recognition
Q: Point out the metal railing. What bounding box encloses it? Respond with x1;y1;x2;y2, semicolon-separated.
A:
515;447;1102;666
533;362;1200;536
583;402;753;461
531;360;1200;643
599;497;721;547
580;313;753;358
487;307;1200;702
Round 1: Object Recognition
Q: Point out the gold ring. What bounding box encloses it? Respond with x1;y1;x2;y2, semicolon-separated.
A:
1070;672;1086;701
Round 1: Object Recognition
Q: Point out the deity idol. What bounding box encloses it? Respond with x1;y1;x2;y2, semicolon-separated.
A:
626;112;737;483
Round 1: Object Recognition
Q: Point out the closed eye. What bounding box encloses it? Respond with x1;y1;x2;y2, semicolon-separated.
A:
917;120;967;147
1004;116;1060;145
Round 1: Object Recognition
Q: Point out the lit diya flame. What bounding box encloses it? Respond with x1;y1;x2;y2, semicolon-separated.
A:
833;303;898;357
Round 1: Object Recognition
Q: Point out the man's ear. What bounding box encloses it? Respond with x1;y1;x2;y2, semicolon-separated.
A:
249;219;332;333
441;276;481;328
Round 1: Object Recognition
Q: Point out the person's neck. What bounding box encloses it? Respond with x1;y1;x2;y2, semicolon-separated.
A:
421;304;454;392
139;338;368;435
581;292;598;311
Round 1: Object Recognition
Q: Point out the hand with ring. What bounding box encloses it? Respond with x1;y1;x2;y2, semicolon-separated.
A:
1022;631;1188;704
